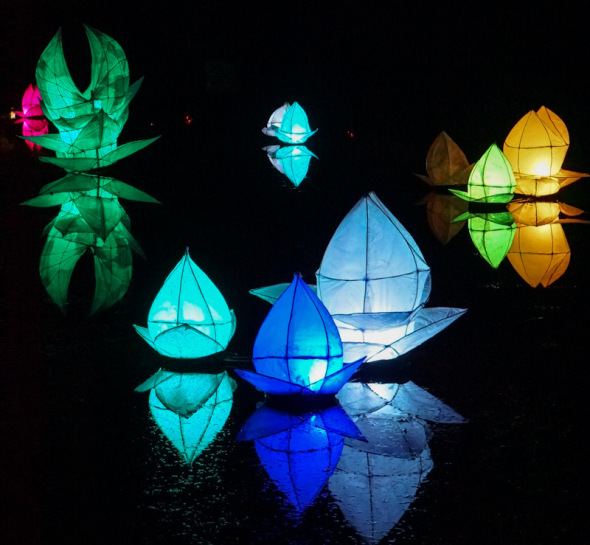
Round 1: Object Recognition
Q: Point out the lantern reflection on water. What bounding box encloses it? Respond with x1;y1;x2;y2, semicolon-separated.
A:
507;200;587;287
136;370;236;465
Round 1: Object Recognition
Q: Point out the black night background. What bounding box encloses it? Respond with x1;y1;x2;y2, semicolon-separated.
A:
1;2;589;544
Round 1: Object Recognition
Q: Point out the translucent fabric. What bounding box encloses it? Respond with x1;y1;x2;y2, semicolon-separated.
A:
415;131;472;186
317;192;431;317
330;381;464;543
14;84;48;150
237;404;363;513
449;144;516;203
236;275;363;395
141;370;236;465
134;249;236;359
263;144;317;187
262;102;317;144
502;107;588;196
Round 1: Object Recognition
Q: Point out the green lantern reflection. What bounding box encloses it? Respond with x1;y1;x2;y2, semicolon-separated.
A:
263;145;317;187
449;144;516;203
456;211;517;268
136;370;236;465
134;249;236;359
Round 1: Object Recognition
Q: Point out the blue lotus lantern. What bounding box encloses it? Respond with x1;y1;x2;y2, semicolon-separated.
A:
263;144;317;187
235;274;364;395
134;249;236;358
236;403;364;513
136;369;236;465
262;102;317;144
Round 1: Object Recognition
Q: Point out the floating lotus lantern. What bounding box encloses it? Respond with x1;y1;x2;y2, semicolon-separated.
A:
263;144;317;187
449;144;516;203
455;210;516;269
503;106;588;197
316;192;466;363
134;249;236;358
330;381;464;543
262;102;317;144
136;369;236;465
14;84;48;151
23;26;159;313
235;274;363;395
415;131;473;186
506;200;586;287
236;403;363;513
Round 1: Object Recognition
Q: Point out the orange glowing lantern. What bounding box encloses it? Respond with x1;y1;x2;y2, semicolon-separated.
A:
503;107;588;196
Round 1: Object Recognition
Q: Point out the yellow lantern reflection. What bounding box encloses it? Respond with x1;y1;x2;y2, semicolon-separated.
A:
506;200;585;287
503;107;588;196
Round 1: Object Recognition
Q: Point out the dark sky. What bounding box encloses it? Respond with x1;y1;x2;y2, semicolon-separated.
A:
2;1;589;163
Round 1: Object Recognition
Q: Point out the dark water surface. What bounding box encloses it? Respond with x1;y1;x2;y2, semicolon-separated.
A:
2;4;590;544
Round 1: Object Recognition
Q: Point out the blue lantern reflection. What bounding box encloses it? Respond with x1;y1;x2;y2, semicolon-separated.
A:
136;369;237;465
329;382;465;543
263;144;317;187
235;274;364;395
237;403;364;513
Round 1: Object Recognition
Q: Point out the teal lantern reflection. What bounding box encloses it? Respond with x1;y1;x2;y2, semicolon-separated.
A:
262;102;317;144
235;274;363;395
137;370;236;465
236;403;364;513
134;249;236;358
263;144;317;187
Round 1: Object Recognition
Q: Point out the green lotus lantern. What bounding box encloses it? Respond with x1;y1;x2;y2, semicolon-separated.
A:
449;144;516;203
134;249;236;359
23;27;159;313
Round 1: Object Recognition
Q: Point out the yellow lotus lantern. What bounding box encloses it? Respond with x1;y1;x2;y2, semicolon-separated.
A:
503;107;588;196
506;200;585;287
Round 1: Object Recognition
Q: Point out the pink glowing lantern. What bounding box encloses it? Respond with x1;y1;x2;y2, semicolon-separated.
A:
14;84;49;151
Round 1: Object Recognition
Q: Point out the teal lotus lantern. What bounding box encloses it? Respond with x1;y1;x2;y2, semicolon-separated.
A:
263;144;317;187
262;102;317;144
134;249;236;358
235;274;363;395
136;370;236;465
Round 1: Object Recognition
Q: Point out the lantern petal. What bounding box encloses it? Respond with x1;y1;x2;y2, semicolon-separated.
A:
233;369;306;395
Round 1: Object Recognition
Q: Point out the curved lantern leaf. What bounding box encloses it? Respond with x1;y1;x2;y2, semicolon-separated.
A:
235;274;363;395
237;403;363;513
134;249;236;359
145;371;236;465
264;144;317;187
448;144;516;203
